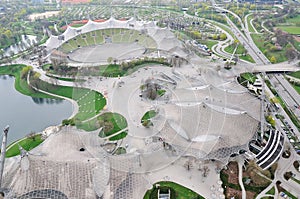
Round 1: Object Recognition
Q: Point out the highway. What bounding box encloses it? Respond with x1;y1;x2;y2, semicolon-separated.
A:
211;4;270;65
208;1;300;198
268;74;300;120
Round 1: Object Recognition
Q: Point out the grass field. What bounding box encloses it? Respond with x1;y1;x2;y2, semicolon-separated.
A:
251;34;287;63
276;14;300;35
266;187;275;195
287;71;300;95
109;130;128;141
288;71;300;79
286;15;300;24
239;54;255;63
196;39;218;50
143;181;205;199
246;14;255;33
276;26;300;35
240;72;257;84
33;77;107;121
77;112;127;132
292;85;300;95
224;44;246;54
6;134;44;157
141;110;157;123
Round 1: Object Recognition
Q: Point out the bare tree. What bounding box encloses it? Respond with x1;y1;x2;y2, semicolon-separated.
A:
184;160;193;171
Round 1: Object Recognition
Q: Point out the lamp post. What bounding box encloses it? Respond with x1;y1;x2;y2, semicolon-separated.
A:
0;125;9;188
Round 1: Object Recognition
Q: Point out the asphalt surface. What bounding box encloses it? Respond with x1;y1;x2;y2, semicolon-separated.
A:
269;74;300;121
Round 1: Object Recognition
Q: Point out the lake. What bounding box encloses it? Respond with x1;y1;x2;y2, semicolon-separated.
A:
0;75;73;143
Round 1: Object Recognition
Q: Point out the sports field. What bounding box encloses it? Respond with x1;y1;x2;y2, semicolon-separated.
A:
68;43;146;63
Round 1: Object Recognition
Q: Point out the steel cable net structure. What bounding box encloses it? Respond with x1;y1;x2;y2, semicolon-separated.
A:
148;79;260;162
1;127;110;199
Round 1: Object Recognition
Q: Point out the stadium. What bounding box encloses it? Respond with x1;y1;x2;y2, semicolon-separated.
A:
1;18;262;199
45;17;189;65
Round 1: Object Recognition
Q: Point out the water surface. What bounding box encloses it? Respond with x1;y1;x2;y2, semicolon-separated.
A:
0;75;73;143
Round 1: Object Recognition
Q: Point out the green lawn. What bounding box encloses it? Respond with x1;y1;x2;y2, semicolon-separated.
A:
71;23;85;28
240;72;257;84
210;21;235;39
143;181;205;199
77;112;127;133
99;64;125;77
97;61;169;77
288;71;300;79
286;72;300;95
292;39;300;52
109;130;128;141
276;26;300;35
251;34;287;63
292;85;300;95
266;187;275;195
141;110;157;123
114;147;126;155
6;134;44;157
247;14;255;33
33;77;106;121
239;54;255;63
276;14;300;35
45;74;85;82
224;43;256;63
157;89;166;96
0;64;57;99
224;44;246;54
196;39;218;50
286;15;300;24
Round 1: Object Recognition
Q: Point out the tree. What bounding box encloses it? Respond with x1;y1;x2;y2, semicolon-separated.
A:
270;56;277;64
27;131;36;141
233;39;239;45
219;33;227;40
107;57;113;65
184;160;193;171
21;66;33;79
212;34;218;40
250;4;256;10
286;48;298;62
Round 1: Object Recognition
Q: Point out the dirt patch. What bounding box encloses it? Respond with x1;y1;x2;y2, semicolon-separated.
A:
224;187;257;199
28;11;60;21
223;161;239;184
225;187;241;198
293;35;300;42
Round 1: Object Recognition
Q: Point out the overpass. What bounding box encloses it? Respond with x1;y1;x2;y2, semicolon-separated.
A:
252;62;300;73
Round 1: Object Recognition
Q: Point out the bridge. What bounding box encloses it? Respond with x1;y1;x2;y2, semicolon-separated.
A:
250;62;299;73
237;62;300;73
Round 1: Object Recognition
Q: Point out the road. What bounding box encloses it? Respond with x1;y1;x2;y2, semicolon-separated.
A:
208;1;300;199
269;74;300;121
260;80;300;198
244;13;259;34
222;13;269;65
211;4;270;65
275;149;300;198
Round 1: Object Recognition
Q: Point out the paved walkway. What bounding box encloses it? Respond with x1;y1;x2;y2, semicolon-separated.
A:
237;158;246;199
